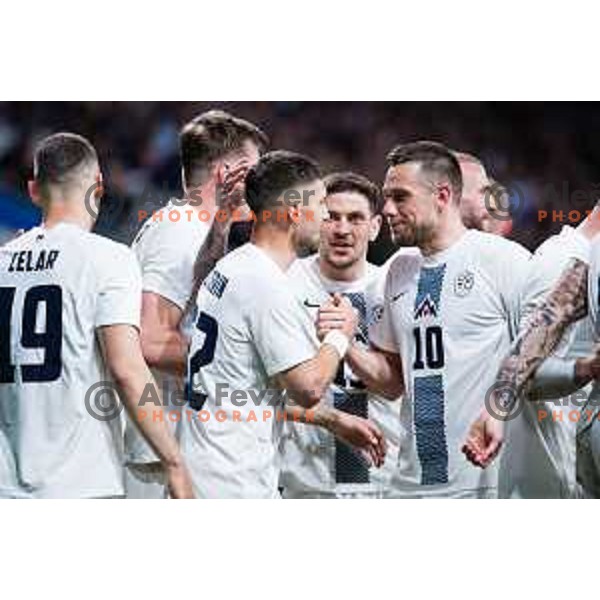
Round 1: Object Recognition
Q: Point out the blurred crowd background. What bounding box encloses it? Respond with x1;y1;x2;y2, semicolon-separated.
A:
1;101;600;261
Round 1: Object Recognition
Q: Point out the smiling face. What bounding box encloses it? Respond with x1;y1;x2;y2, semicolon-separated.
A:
382;162;440;247
320;191;381;271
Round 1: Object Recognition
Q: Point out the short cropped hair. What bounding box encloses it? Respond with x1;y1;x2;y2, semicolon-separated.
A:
245;150;321;213
34;132;98;189
180;110;268;188
324;171;382;215
453;151;485;169
387;141;463;202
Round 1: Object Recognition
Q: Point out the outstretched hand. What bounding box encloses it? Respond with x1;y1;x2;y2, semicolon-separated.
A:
329;411;387;468
461;409;504;468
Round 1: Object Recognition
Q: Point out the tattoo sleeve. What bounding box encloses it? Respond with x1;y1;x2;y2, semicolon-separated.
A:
496;258;589;408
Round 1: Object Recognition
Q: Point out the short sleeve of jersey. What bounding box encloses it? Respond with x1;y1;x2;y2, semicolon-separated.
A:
370;264;399;353
522;227;591;337
133;220;202;311
493;239;531;337
249;284;318;378
95;245;142;329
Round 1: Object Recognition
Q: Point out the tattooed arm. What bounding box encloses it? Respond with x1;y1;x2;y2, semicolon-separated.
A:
496;258;589;401
462;258;590;468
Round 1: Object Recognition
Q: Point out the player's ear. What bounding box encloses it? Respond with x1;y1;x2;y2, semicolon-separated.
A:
94;171;104;200
28;180;42;208
369;214;382;242
288;202;301;225
436;182;452;210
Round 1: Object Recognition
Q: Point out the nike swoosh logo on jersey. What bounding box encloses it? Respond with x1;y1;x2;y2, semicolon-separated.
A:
391;291;408;302
303;299;321;308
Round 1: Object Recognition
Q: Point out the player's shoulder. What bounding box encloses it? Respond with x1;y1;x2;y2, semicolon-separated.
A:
466;229;531;264
0;227;39;252
219;244;295;306
383;246;423;288
80;234;140;287
287;254;319;283
133;201;209;248
467;229;528;253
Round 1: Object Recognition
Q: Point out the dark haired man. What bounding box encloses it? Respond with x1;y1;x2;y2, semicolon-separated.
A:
126;110;267;498
279;172;402;498
180;151;385;498
317;141;531;498
0;133;192;498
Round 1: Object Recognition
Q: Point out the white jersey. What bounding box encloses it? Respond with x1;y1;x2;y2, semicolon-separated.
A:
372;230;531;497
0;223;141;498
127;200;210;463
499;225;593;498
578;237;600;497
279;255;401;496
179;243;319;498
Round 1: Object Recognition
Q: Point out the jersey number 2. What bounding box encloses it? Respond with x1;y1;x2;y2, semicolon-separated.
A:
0;285;63;383
187;311;218;410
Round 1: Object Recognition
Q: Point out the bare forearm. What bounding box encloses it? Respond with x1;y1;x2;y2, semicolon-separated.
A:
185;220;229;315
115;364;183;468
283;401;336;429
280;345;342;409
141;329;187;376
345;343;403;400
497;258;589;402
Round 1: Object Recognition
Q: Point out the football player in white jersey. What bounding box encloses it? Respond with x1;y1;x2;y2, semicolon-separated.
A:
0;133;192;498
126;110;267;498
180;151;386;498
455;151;587;497
279;172;401;498
496;224;596;497
317;141;533;498
455;152;513;238
463;205;600;497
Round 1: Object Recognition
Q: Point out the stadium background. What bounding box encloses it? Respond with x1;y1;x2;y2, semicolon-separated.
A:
1;101;598;260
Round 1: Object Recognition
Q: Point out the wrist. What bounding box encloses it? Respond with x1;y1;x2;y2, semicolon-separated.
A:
162;452;184;471
313;405;339;432
322;330;350;359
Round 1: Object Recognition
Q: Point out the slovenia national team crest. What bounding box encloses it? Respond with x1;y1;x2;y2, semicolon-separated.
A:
454;270;475;297
371;303;384;325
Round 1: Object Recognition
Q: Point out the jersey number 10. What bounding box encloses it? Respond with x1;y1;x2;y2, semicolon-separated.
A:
412;325;445;370
0;285;63;383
